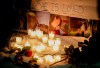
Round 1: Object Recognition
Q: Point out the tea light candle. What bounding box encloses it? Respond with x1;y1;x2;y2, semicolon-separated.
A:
44;55;54;64
54;55;61;62
30;31;37;38
28;29;32;36
44;55;52;62
25;41;30;47
49;58;55;64
36;46;42;53
16;37;22;44
33;53;39;59
36;29;43;39
40;44;46;51
48;39;54;47
42;35;48;43
31;45;36;51
55;38;61;46
36;44;45;53
53;45;59;52
49;32;55;39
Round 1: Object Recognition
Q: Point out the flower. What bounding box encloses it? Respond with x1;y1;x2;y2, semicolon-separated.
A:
25;50;33;57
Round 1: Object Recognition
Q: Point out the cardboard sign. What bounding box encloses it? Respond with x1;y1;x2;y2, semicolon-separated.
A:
31;0;99;20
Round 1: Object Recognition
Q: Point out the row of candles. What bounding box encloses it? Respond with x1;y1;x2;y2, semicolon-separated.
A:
28;29;55;40
34;54;61;65
16;29;57;45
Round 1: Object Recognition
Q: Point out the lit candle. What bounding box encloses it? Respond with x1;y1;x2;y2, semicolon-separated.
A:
32;45;36;51
33;53;39;59
44;55;54;64
55;38;61;46
49;32;55;39
48;39;54;47
53;45;59;52
28;29;32;36
36;44;45;53
36;29;43;39
40;44;46;51
42;35;48;43
30;31;37;38
36;46;42;53
54;55;61;62
25;41;30;47
49;58;55;64
16;37;22;44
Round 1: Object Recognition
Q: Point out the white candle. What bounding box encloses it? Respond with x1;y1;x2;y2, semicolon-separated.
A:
31;45;36;51
53;45;59;52
44;55;54;64
40;44;46;51
49;32;55;39
25;41;30;47
42;35;48;43
55;38;61;46
48;39;54;47
30;31;37;38
36;46;42;53
28;29;33;36
36;29;43;39
33;53;39;59
54;55;61;62
49;58;55;64
36;44;45;53
16;37;22;44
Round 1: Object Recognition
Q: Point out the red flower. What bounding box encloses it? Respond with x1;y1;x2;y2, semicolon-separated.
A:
54;30;60;35
25;50;33;57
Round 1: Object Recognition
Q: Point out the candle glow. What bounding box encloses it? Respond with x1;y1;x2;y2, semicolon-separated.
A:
49;32;55;39
55;38;61;46
25;41;30;47
44;55;55;64
42;35;48;43
28;29;33;36
36;29;43;39
16;37;22;44
30;31;37;38
54;55;61;62
53;45;59;52
48;39;54;47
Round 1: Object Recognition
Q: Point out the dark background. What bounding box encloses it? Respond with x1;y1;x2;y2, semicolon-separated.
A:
0;0;31;47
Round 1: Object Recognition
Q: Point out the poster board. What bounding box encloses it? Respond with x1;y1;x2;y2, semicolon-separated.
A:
31;0;99;20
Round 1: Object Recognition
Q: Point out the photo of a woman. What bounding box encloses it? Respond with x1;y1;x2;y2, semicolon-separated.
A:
49;14;69;35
